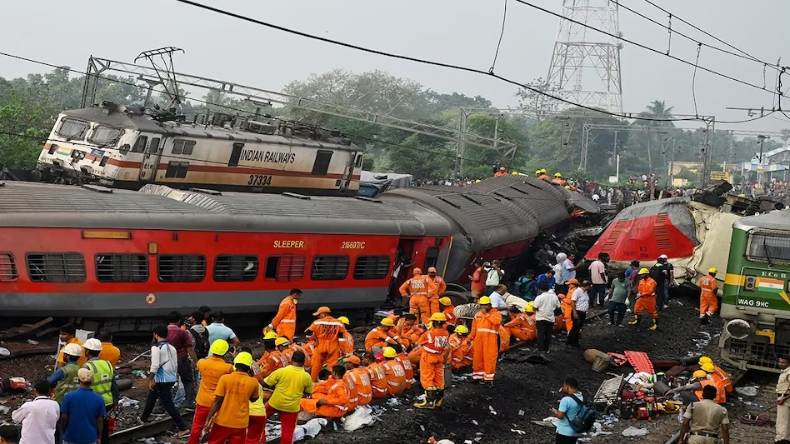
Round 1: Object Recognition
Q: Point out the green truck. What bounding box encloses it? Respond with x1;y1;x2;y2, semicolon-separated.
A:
720;210;790;373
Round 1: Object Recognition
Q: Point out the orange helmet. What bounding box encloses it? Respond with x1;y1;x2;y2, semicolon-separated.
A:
312;306;331;316
567;278;580;286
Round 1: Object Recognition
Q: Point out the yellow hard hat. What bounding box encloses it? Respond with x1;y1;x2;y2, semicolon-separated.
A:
698;356;713;365
454;325;469;334
210;339;229;356
475;179;482;183
439;297;452;306
338;316;350;325
535;170;541;175
479;296;492;305
275;337;290;347
526;302;534;312
380;318;395;327
383;347;397;358
692;370;707;379
512;171;518;175
701;362;715;373
263;331;278;340
709;267;718;274
639;268;650;275
413;268;422;275
234;352;254;367
565;185;571;189
430;313;447;322
554;172;562;177
540;169;547;174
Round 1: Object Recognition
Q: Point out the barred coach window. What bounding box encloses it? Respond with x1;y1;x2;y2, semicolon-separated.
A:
26;253;86;283
214;255;259;282
265;255;306;281
158;255;206;283
353;255;391;280
96;254;148;283
311;255;350;281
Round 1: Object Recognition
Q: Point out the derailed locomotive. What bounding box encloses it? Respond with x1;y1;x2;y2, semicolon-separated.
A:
0;176;598;321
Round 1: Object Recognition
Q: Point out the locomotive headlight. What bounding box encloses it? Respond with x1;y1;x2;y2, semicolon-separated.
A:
725;319;751;340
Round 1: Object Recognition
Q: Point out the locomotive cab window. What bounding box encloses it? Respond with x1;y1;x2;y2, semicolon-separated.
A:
95;254;148;283
311;150;333;176
0;253;17;282
214;255;259;282
311;255;350;281
265;255;306;281
354;255;391;280
424;246;439;271
158;255;206;282
747;231;790;265
171;139;196;155
148;138;160;155
132;136;148;153
26;253;86;283
56;118;89;140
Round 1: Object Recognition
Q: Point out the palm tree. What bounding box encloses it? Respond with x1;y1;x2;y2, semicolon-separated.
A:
638;100;675;127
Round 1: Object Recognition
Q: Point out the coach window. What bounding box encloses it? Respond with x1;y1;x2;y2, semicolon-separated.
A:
311;255;350;281
132;136;148;153
265;255;306;281
95;254;148;283
424;246;439;271
311;150;333;176
0;253;18;282
214;255;259;282
353;255;391;280
172;139;196;156
26;253;86;283
158;254;206;283
165;161;189;179
148;138;160;155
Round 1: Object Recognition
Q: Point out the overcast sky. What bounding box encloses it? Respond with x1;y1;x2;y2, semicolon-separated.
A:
3;0;790;134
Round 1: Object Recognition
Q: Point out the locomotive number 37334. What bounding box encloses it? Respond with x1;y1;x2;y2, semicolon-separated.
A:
248;174;272;186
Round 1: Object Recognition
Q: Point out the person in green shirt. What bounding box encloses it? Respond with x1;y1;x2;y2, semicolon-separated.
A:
607;271;632;326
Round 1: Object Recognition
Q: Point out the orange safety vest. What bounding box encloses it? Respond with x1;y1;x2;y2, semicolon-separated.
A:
395;354;414;388
271;296;297;329
283;344;311;369
443;306;457;325
350;367;372;405
399;276;430;298
695;377;726;404
638;278;657;297
366;363;389;398
365;327;398;352
427;276;447;297
343;371;360;411
419;329;449;355
699;275;718;297
382;360;407;396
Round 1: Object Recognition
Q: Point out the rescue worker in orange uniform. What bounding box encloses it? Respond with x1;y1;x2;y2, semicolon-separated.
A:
362;352;389;400
307;307;345;381
346;356;372;407
267;288;301;341
448;325;473;371
395;352;414;389
699;356;733;394
426;267;447;315
382;347;408;396
698;268;719;324
666;370;726;405
256;332;285;380
338;316;354;358
469;296;502;383
499;326;511;352
538;169;549;181
439;297;457;325
629;268;659;331
559;279;579;332
299;365;350;419
342;359;360;412
397;314;423;349
494;166;509;177
400;268;432;325
551;172;565;186
283;341;312;371
505;303;537;342
414;313;450;409
365;318;402;352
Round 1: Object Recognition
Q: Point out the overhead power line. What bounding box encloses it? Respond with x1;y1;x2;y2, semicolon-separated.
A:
513;0;788;102
168;0;709;123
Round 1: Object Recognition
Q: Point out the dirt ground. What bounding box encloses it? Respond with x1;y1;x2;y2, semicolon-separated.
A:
0;293;781;444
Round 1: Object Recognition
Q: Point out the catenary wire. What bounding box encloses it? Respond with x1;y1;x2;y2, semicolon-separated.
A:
513;0;788;101
489;0;509;73
167;0;712;123
617;0;781;71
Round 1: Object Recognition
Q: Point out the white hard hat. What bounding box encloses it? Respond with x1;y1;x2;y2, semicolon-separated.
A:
63;343;83;356
658;254;668;260
83;338;103;352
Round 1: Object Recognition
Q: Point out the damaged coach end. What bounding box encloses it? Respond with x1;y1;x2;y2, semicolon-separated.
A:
720;210;790;373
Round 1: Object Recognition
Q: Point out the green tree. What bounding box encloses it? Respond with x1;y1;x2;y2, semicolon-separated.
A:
515;77;561;122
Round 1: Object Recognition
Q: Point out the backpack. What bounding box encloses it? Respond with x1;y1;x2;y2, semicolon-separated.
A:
649;264;664;284
190;327;210;357
567;394;597;433
514;276;534;294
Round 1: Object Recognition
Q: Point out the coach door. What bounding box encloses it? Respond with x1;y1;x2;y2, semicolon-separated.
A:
228;142;244;167
139;136;163;181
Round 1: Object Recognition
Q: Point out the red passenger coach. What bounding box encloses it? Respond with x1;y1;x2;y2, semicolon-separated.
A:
0;182;451;318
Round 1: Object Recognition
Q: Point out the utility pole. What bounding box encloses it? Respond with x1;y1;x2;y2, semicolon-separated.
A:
612;130;619;177
757;134;769;185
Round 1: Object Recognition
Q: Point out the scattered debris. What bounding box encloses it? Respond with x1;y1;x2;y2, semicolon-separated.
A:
736;386;758;397
621;426;648;436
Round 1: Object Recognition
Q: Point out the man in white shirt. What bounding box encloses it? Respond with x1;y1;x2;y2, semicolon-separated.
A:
533;282;561;356
485;260;503;295
488;285;509;317
12;380;60;444
568;281;592;348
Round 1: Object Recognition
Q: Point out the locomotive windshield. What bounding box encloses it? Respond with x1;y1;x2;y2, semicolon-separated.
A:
56;118;89;140
88;125;123;145
747;231;790;265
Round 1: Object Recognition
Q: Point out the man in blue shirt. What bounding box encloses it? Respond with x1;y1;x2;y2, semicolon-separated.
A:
536;270;556;290
61;368;106;444
552;377;583;444
206;312;240;357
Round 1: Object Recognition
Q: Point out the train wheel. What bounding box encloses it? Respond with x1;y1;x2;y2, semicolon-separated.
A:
29;169;42;182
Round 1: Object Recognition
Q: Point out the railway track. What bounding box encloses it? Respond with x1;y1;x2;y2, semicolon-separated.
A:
111;412;195;444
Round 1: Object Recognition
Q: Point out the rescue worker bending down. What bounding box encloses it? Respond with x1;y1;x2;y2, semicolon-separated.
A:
630;268;659;331
307;307;344;381
300;365;350;419
666;370;726;405
381;347;408;396
397;314;423;349
363;352;389;399
439;297;457;325
400;268;432;325
699;268;719;324
505;303;537;342
449;325;473;371
365;318;403;353
415;313;450;409
469;296;502;384
678;385;730;444
699;356;732;394
426;267;447;315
